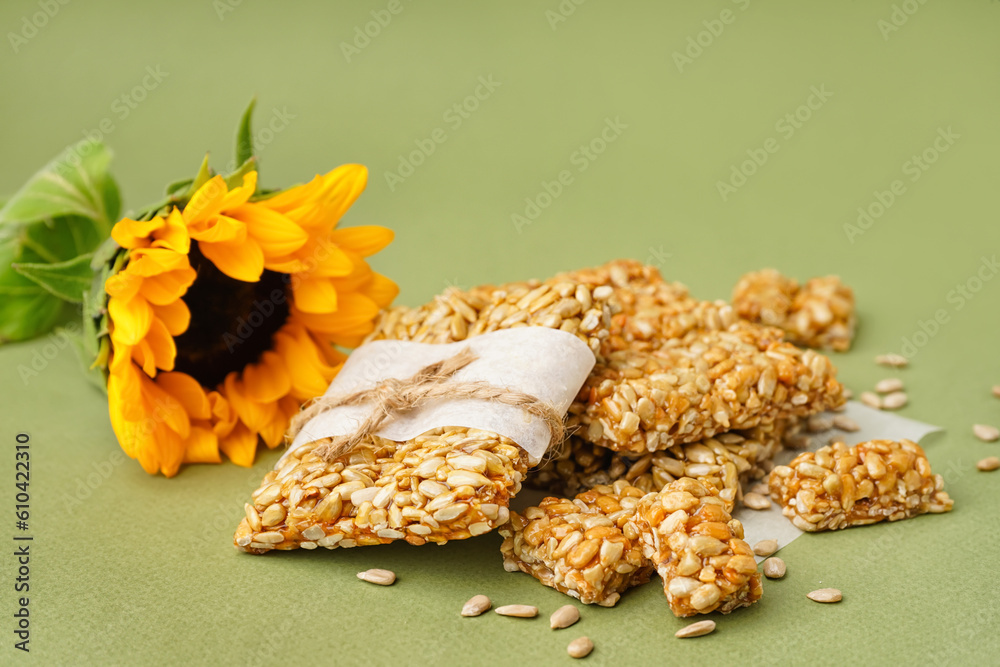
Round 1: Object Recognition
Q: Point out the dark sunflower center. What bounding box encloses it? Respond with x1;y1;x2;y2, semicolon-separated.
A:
172;243;290;388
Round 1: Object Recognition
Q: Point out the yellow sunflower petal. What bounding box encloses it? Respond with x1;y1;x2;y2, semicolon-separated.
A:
183;426;221;464
219;423;259;467
140;266;196;306
151;208;191;254
105;271;143;302
144;376;191;440
187;214;247;244
131;339;157;377
289;292;380;334
274;328;335;399
229;203;309;258
328;225;394;258
220;171;258;209
362;272;399;309
223;373;278;433
182;175;229;226
156;372;210;420
291;276;338;314
155;428;187;478
257;174;324;213
129;247;190;277
259;413;287;449
319;164;368;226
241;350;292;403
207;391;236;438
108;295;154;345
111;217;163;249
152;300;191;337
198;238;265;282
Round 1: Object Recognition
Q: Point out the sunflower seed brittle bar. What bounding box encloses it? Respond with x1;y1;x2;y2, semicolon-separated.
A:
235;427;526;552
629;478;762;617
570;324;844;454
768;438;954;532
499;480;654;607
529;420;791;510
733;269;856;352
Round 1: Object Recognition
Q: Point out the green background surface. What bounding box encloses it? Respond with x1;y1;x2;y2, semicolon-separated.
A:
2;1;999;665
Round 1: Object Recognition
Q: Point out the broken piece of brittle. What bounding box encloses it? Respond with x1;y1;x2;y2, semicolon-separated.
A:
769;439;954;532
498;481;653;607
499;479;761;615
529;420;790;510
234;428;527;553
732;269;856;352
629;478;762;617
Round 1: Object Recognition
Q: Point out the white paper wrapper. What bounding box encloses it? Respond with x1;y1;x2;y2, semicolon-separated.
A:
736;401;943;560
282;328;597;466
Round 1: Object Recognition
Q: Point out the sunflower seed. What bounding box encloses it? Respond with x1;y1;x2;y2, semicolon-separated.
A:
752;539;778;557
495;604;538;618
461;594;492;617
567;636;594;658
881;391;908;410
875;353;908;368
977;456;1000;472
859;391;882;409
832;415;860;432
675;620;716;638
807;415;833;433
807;588;842;603
357;568;396;586
762;557;786;579
875;378;904;394
993;385;1000;399
973;424;1000;442
550;604;581;629
742;492;771;510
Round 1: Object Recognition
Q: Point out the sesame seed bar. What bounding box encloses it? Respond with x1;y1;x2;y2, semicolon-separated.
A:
235;428;527;552
630;477;763;616
732;269;856;352
499;481;655;607
768;439;954;532
529;420;790;510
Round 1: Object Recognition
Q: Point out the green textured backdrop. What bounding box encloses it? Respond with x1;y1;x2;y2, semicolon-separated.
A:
1;1;999;664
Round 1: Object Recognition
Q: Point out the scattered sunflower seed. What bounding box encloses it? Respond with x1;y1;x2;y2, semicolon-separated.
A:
860;391;883;409
785;434;813;450
567;636;594;658
495;604;538;618
461;594;492;617
743;492;772;510
675;620;716;638
807;415;834;433
875;353;908;368
832;415;860;432
977;456;1000;472
993;385;1000;399
881;391;908;410
875;378;904;394
550;604;581;629
807;588;842;603
842;387;854;400
753;539;779;557
750;482;769;495
973;424;1000;443
357;568;396;586
762;557;786;579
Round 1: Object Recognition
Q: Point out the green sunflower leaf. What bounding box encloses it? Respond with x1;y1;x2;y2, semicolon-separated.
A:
235;97;257;167
165;177;194;196
0;139;118;232
12;253;94;304
190;153;214;193
0;234;69;342
225;156;257;190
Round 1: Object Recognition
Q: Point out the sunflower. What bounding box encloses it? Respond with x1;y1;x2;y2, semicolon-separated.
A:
102;166;396;476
